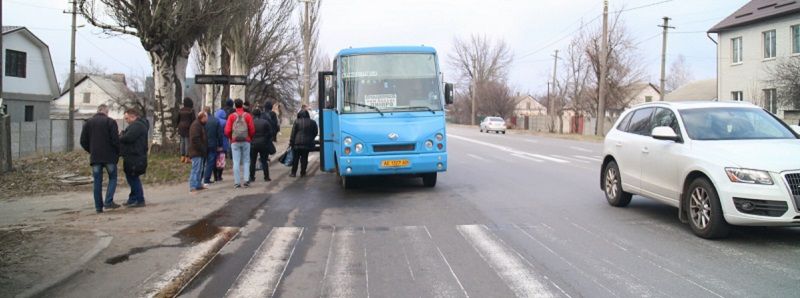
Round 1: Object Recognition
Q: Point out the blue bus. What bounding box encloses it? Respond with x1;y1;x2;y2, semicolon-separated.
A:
317;46;454;189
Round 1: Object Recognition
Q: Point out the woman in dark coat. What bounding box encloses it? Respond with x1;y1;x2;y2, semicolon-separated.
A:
176;97;195;163
289;110;318;177
249;109;276;182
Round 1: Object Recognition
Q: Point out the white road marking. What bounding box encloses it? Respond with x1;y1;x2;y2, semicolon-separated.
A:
550;154;590;164
457;225;554;298
467;153;489;162
395;226;470;298
225;227;304;298
423;226;471;298
573;155;602;162
512;153;544;163
320;227;366;298
448;134;568;164
569;146;593;153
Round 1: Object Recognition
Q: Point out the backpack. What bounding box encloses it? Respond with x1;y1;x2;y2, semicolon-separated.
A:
232;113;249;142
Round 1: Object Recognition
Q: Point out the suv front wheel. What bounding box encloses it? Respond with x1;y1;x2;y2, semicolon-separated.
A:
604;161;632;207
686;178;730;239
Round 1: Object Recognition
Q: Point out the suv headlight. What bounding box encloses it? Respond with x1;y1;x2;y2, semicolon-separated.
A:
725;168;774;185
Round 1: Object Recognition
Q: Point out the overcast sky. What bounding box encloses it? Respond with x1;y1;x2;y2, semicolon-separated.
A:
5;0;748;95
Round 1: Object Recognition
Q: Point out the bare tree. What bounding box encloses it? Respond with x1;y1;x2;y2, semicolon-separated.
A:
582;16;647;120
242;0;299;119
298;0;322;106
767;57;800;110
449;34;514;124
477;80;519;120
666;54;694;93
78;0;231;144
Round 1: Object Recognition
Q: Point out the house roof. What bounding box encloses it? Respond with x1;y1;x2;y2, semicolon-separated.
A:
664;79;718;101
2;26;24;34
708;0;800;33
628;82;661;95
2;26;60;98
61;75;138;102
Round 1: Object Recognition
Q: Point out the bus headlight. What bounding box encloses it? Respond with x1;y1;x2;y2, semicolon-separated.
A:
343;137;353;146
355;143;364;153
425;140;434;149
435;133;444;142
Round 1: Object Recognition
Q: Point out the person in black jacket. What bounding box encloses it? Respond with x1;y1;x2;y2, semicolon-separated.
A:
176;97;195;163
263;100;280;143
289;110;318;177
203;107;223;184
120;108;149;208
249;109;276;182
80;104;120;213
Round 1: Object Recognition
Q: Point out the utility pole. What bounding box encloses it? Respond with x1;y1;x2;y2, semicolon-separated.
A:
300;0;313;106
66;0;78;151
470;60;477;126
596;0;609;136
550;50;559;133
658;16;675;101
1;0;12;173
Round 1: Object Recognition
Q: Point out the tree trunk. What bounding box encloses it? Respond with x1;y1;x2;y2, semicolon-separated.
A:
201;35;222;109
175;54;189;108
229;50;247;101
150;52;177;145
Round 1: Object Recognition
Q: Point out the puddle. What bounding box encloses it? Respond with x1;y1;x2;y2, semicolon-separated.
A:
105;193;269;265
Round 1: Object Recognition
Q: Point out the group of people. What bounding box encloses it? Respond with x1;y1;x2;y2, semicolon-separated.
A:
80;105;149;213
179;97;308;192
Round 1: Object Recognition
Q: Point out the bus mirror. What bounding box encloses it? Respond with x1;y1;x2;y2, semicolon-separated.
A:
444;83;454;105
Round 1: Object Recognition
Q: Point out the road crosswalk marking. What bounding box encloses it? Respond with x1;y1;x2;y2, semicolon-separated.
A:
457;225;555;298
320;227;367;298
225;227;304;298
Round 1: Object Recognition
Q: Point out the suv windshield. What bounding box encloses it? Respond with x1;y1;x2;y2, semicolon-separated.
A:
341;53;442;113
680;107;797;140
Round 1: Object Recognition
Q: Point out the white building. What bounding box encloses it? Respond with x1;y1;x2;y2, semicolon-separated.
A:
52;74;138;120
1;26;60;123
708;0;800;120
514;94;547;118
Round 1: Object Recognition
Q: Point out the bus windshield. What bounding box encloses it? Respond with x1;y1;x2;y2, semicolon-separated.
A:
341;53;442;113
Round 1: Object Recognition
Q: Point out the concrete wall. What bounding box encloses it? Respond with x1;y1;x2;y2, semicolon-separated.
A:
718;14;800;118
8;117;153;160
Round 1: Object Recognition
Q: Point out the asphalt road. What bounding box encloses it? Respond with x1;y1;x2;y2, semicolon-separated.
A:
182;125;800;298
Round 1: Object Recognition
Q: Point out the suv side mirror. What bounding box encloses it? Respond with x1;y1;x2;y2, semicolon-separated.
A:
444;83;454;105
652;126;681;142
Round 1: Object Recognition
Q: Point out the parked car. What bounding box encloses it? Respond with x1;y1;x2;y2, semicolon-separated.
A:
480;117;506;134
601;101;800;238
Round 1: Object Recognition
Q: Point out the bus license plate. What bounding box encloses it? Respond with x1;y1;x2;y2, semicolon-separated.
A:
381;159;409;168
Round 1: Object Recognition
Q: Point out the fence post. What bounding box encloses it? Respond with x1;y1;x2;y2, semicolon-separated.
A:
0;115;12;172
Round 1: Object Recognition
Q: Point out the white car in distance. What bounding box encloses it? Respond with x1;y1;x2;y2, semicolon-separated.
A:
480;117;507;134
601;101;800;238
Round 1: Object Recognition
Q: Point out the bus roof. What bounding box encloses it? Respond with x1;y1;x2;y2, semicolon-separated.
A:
337;46;437;57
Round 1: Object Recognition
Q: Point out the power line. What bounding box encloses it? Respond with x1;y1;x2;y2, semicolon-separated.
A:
613;0;675;14
7;0;63;11
77;32;137;72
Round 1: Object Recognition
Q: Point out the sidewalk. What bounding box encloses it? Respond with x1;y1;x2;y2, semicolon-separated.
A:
0;136;303;297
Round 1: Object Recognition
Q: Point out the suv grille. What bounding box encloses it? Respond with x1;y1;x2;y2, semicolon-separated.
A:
373;144;415;153
785;173;800;211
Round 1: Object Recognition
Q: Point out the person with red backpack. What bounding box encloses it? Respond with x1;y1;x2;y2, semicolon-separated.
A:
224;99;256;188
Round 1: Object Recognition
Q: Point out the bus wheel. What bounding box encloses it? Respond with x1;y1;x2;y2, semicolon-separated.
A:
422;173;437;187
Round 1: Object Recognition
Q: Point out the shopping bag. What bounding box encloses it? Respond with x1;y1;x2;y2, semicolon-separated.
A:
216;152;226;169
279;147;294;167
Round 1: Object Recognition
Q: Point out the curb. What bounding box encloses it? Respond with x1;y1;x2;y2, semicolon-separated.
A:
17;230;113;298
143;227;240;298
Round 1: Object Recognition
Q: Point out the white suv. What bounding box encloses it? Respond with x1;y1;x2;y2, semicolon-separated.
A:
601;101;800;238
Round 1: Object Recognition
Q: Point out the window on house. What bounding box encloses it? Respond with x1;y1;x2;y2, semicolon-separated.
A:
732;37;743;63
645;96;653;102
732;91;744;101
793;25;800;54
5;50;27;78
83;92;91;103
764;89;778;114
24;105;34;122
763;30;776;59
